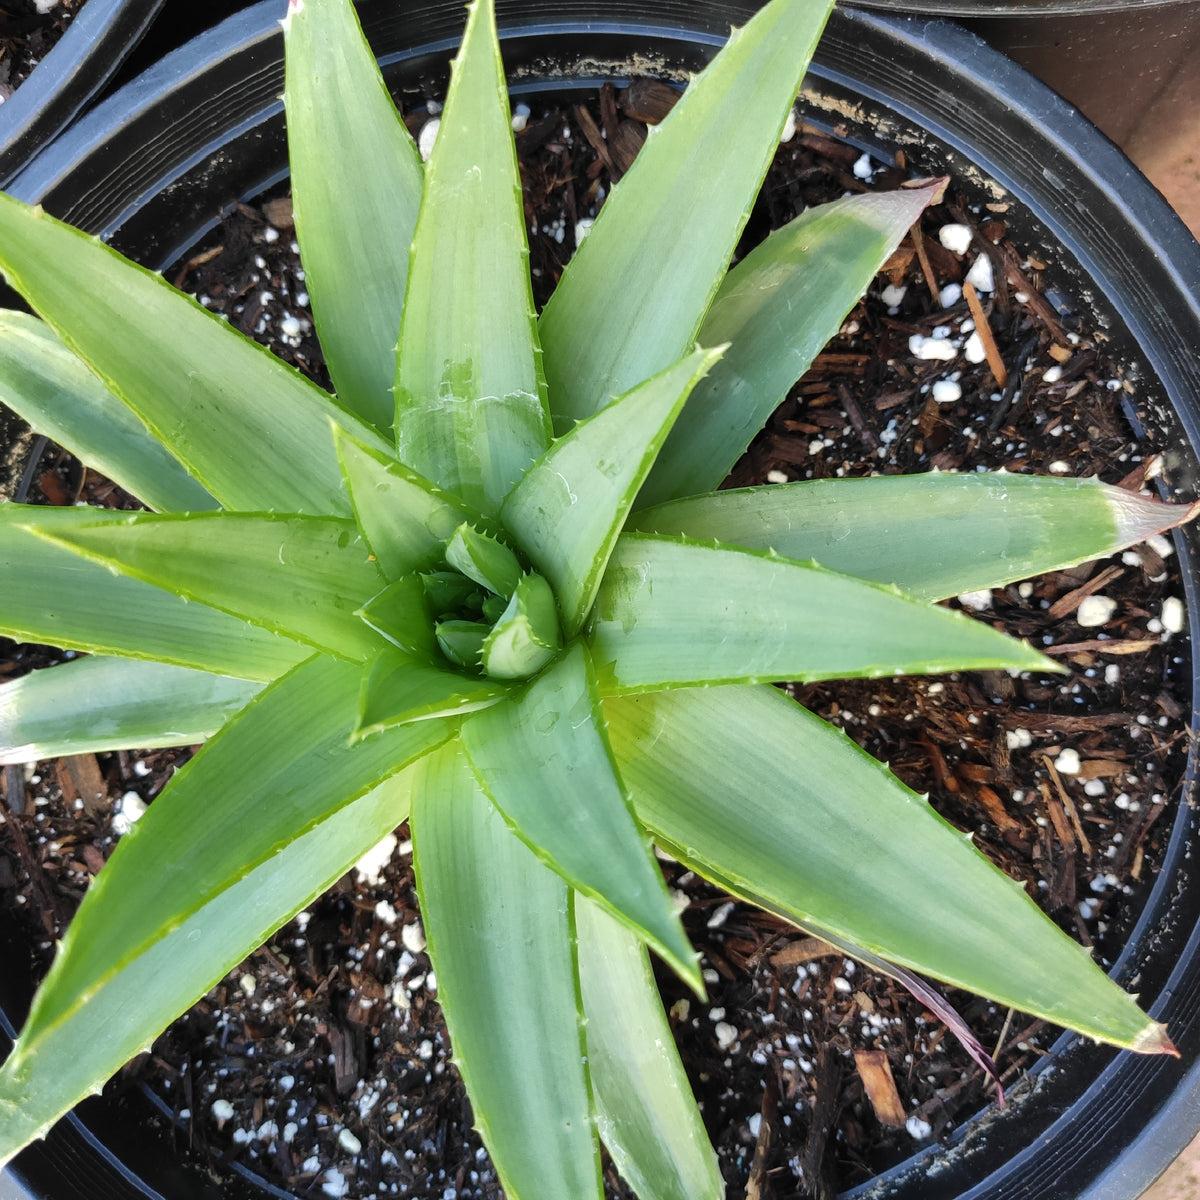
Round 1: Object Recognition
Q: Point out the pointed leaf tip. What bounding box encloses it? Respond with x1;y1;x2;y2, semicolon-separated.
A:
1131;1020;1178;1057
1111;489;1200;548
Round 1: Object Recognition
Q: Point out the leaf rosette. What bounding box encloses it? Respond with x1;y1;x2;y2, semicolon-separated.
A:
0;0;1194;1194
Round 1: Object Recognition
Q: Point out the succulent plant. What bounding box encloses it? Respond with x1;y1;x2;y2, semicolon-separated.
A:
0;0;1190;1194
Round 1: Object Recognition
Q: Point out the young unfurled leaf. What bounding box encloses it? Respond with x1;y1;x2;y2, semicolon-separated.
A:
480;572;561;680
445;523;524;598
436;619;491;670
335;427;492;580
356;647;508;737
357;576;437;661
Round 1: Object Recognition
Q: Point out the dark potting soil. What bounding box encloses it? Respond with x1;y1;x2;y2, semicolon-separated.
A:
0;82;1194;1200
0;0;82;99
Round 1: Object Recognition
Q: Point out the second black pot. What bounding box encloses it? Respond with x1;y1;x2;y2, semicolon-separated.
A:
0;0;164;188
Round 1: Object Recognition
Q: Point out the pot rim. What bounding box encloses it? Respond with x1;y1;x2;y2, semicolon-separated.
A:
844;0;1192;14
0;0;164;189
5;3;1200;1198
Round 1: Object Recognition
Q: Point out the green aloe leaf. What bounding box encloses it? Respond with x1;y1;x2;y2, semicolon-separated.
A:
356;647;507;737
0;764;418;1167
539;0;834;430
436;619;490;669
0;657;260;763
502;347;723;636
411;743;602;1200
445;523;523;597
461;642;699;989
0;311;215;513
575;895;722;1200
334;427;490;580
638;183;940;508
33;511;387;663
479;572;561;680
605;684;1171;1053
357;576;437;660
0;506;308;681
283;0;423;433
0;192;390;516
590;534;1055;694
6;653;453;1071
394;0;550;514
630;472;1200;600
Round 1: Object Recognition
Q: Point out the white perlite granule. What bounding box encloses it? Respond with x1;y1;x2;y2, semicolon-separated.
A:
1161;596;1185;634
909;334;957;361
906;1115;932;1140
354;833;397;884
1076;595;1117;628
957;589;992;612
714;1022;738;1050
1054;748;1082;776
965;254;994;292
417;118;440;161
938;223;972;255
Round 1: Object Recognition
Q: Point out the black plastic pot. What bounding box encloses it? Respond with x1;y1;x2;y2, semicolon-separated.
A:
845;0;1190;13
4;2;1200;1198
0;0;164;189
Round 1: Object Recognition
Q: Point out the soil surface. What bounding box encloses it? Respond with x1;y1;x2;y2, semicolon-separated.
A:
0;0;82;99
0;82;1194;1200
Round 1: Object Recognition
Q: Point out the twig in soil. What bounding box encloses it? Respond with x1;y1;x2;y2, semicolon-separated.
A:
1045;637;1158;656
1000;711;1133;732
853;1050;907;1128
986;333;1040;435
572;104;615;175
1040;755;1093;857
745;1074;778;1200
1;764;26;814
1046;563;1124;621
963;281;1008;389
993;240;1069;345
991;1007;1016;1063
836;383;879;453
908;224;941;306
798;1046;840;1200
173;243;224;288
771;936;839;967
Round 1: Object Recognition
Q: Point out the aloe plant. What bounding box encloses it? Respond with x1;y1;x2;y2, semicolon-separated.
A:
0;0;1192;1194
